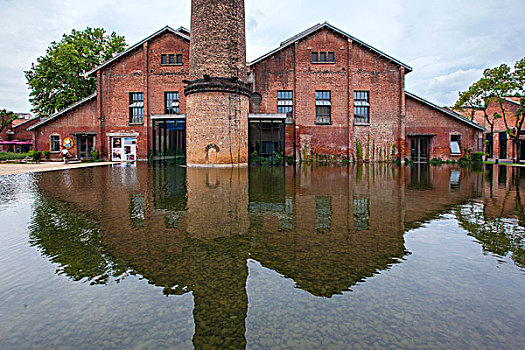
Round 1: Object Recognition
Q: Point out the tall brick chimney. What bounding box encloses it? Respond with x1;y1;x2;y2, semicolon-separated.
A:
184;0;250;166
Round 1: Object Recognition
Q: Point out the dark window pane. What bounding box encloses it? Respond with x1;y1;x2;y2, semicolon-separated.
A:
312;52;318;62
328;52;335;62
169;54;175;64
161;54;167;64
320;52;327;62
176;54;182;64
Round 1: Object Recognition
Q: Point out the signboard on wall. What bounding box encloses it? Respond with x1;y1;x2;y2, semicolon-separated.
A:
112;137;137;161
62;137;74;149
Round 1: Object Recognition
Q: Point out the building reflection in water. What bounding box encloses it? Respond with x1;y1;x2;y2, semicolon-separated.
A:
29;163;515;349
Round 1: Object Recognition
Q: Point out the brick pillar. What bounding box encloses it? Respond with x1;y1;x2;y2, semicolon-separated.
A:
398;67;407;161
184;0;250;166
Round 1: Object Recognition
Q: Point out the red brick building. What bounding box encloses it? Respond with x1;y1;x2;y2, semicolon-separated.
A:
28;22;484;163
0;114;39;153
468;98;523;160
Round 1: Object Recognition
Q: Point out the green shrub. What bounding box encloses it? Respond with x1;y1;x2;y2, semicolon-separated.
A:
356;139;363;162
0;152;28;161
470;152;484;165
250;150;260;165
430;157;444;166
285;155;294;165
92;150;100;161
43;151;50;160
28;150;42;162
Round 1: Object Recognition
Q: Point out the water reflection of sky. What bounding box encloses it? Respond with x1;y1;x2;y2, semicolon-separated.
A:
0;164;524;349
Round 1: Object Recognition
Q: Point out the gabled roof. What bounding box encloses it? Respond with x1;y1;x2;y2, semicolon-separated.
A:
12;115;40;129
87;26;190;77
406;91;485;131
504;97;522;106
249;22;412;72
28;94;97;131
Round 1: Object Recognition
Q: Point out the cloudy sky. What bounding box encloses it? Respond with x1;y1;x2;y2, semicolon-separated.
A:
1;0;524;113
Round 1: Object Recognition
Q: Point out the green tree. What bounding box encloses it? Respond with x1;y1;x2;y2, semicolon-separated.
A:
512;58;525;160
455;63;515;157
25;28;126;116
0;109;18;134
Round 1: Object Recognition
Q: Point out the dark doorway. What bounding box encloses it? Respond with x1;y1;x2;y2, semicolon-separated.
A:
411;137;430;164
152;118;186;165
485;133;493;158
499;132;507;159
77;135;94;160
248;117;286;165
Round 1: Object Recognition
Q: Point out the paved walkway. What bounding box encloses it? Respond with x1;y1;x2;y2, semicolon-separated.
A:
0;161;120;176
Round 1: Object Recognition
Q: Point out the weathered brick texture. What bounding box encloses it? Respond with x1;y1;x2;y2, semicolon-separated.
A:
98;31;190;160
470;99;521;159
186;92;249;164
189;0;247;82
34;98;98;160
185;0;249;166
406;95;482;161
249;27;405;160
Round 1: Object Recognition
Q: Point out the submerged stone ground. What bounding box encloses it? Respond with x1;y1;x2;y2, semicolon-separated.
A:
0;164;523;349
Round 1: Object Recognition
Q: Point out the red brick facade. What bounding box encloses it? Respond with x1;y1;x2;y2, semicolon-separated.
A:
28;23;484;163
0;115;39;153
470;98;522;160
249;23;482;161
31;96;98;160
406;93;483;161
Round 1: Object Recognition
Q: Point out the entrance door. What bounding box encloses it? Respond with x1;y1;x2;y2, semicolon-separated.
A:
78;136;94;160
411;137;430;163
485;133;493;158
499;132;507;159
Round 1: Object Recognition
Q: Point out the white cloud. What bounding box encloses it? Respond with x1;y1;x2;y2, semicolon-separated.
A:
1;0;524;112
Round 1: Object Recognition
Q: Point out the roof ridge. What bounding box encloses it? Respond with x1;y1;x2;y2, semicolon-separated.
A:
405;91;484;131
86;25;189;76
249;22;412;71
28;93;97;131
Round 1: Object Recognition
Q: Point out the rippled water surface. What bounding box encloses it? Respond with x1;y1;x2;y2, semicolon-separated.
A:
0;164;524;349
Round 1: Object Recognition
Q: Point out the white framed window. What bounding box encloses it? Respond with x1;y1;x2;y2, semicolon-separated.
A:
50;135;60;152
315;90;332;125
450;134;461;155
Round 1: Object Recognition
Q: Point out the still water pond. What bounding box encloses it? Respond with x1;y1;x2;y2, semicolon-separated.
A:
0;164;524;349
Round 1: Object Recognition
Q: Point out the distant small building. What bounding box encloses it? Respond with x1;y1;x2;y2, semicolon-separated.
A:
467;98;523;160
0;113;39;153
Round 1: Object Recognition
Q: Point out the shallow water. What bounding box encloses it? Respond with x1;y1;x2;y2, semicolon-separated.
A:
0;164;523;349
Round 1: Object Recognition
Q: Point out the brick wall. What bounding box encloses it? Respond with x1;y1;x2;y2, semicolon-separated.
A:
471;99;521;159
99;31;190;160
189;0;247;82
249;27;404;160
186;91;249;165
406;95;482;161
34;98;98;160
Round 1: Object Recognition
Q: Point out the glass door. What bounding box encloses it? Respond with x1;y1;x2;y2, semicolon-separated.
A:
411;137;429;164
78;136;94;160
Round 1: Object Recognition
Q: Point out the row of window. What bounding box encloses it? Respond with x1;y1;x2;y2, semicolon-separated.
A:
127;90;370;125
277;90;370;125
129;92;180;123
161;54;183;65
312;51;335;63
160;51;339;65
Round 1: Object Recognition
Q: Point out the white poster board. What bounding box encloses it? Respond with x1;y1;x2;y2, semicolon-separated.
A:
112;137;137;161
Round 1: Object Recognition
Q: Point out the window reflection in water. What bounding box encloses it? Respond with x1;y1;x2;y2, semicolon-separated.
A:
354;197;370;231
316;196;332;234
